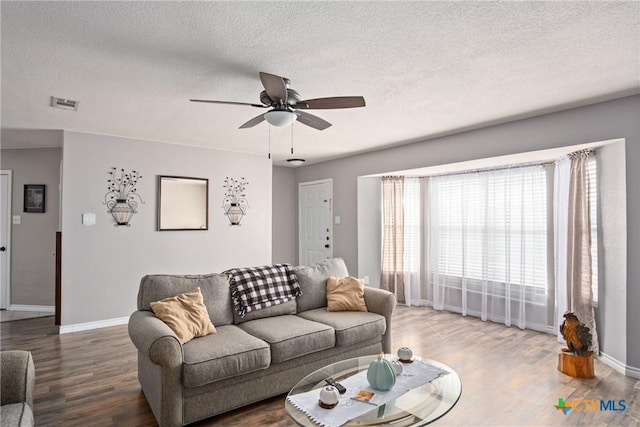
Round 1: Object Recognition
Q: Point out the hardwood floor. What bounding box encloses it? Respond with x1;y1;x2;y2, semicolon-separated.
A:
1;305;638;426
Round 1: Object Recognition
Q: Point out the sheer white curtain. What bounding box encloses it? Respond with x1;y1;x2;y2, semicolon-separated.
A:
554;157;570;340
403;177;421;305
564;151;599;352
428;165;549;331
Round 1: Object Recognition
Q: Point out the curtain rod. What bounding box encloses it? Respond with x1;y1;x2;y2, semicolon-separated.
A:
409;160;552;179
383;149;593;180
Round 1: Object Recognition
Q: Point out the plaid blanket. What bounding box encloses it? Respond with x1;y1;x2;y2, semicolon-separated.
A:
224;263;302;318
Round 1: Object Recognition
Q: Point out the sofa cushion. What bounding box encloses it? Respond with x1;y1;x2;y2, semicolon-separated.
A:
294;258;349;312
150;288;216;344
238;315;335;363
0;403;34;427
297;308;386;347
233;299;296;325
138;273;234;326
182;325;270;388
326;276;368;312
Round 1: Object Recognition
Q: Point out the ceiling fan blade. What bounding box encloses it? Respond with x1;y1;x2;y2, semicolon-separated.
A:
294;96;365;110
296;111;332;131
239;113;266;129
259;72;288;104
190;99;266;108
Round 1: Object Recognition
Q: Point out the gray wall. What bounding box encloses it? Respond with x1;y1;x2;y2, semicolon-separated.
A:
282;95;640;371
357;176;381;287
596;141;627;365
61;131;272;326
272;166;297;264
0;148;61;306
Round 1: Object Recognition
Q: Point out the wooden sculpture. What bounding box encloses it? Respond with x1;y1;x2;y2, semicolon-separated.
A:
558;312;594;378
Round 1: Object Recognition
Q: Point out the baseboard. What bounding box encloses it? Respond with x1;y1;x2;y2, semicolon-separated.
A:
598;352;640;379
8;304;55;313
59;316;129;334
627;364;640;379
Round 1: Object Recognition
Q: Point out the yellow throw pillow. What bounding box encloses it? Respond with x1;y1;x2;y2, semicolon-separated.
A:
326;276;368;312
150;287;216;343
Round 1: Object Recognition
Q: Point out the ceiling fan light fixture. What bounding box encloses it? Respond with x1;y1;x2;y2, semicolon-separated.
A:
287;158;306;166
264;110;297;127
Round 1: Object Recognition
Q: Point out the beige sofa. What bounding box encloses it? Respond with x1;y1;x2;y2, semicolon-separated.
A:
128;258;396;427
0;350;35;427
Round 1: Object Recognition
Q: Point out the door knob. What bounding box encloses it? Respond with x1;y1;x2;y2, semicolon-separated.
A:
324;244;330;248
0;247;5;251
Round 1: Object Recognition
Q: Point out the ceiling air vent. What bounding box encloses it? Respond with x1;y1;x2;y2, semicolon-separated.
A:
51;96;79;111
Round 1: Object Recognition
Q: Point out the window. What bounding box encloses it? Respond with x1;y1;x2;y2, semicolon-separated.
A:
430;166;547;289
381;153;600;332
428;165;548;330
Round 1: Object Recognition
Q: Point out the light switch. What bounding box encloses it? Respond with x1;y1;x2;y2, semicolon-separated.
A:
82;213;96;225
12;215;21;225
363;276;370;285
334;216;341;224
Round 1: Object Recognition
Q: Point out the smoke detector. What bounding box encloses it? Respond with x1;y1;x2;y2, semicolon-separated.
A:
51;96;79;111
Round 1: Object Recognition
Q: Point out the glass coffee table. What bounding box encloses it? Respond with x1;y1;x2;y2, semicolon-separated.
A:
285;354;461;426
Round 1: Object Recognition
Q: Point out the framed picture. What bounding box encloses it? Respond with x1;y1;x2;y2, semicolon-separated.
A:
24;184;46;213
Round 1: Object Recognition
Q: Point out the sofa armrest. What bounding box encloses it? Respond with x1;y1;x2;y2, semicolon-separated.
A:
128;311;183;366
0;350;35;408
363;287;397;353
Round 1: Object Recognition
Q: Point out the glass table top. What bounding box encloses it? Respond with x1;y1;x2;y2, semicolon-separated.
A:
285;354;462;426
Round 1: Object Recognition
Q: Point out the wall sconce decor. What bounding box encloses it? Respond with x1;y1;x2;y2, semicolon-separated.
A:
104;167;144;227
222;177;248;226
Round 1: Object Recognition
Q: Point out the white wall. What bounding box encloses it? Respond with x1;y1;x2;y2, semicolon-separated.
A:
0;147;61;306
61;131;272;326
272;166;297;264
286;94;640;372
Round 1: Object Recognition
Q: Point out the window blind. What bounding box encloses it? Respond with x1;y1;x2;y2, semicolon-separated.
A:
431;165;548;289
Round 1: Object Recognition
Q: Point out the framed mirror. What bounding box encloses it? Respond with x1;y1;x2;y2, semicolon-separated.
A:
157;176;209;231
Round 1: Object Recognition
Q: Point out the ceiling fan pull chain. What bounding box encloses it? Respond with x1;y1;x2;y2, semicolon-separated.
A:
268;125;271;159
291;121;294;155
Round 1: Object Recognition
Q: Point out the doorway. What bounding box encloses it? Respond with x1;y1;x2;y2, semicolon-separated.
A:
298;179;333;265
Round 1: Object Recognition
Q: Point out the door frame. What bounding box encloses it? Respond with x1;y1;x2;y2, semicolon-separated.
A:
1;170;12;309
298;178;333;264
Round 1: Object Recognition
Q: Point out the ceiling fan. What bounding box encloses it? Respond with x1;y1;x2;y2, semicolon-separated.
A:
191;72;365;131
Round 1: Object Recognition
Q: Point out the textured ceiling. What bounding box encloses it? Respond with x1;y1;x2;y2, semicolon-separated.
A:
1;1;639;166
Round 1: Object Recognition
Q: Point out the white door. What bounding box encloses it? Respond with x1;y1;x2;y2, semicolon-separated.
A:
0;171;12;309
299;179;333;265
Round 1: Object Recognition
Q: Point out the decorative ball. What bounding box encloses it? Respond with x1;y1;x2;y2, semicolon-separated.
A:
398;347;413;362
367;353;396;391
391;360;404;375
318;385;340;409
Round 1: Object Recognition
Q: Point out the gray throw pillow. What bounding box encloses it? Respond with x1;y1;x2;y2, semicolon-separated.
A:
294;258;349;312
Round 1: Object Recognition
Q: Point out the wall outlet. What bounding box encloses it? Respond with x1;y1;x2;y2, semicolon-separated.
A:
363;276;370;285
